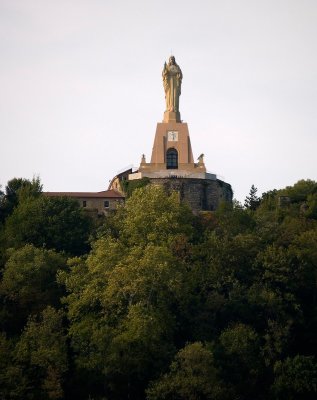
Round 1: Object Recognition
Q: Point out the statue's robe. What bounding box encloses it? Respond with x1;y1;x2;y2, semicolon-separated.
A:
163;64;182;112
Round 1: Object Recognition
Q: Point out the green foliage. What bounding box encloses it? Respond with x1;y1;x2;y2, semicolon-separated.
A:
244;184;261;210
260;189;278;209
0;245;67;334
216;324;262;397
258;180;317;218
4;195;92;255
280;179;317;203
0;307;68;399
272;355;317;399
121;177;150;197
215;200;256;236
120;185;194;246
305;193;317;219
14;307;68;399
0;179;317;399
0;176;42;223
59;185;195;398
0;332;20;399
147;342;228;400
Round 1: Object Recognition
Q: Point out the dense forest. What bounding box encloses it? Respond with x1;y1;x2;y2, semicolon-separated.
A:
0;177;317;399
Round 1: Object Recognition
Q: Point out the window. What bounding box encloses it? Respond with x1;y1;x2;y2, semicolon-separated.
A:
83;200;87;207
166;148;178;169
104;200;109;208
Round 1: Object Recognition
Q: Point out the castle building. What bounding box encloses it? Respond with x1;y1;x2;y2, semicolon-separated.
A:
109;56;232;212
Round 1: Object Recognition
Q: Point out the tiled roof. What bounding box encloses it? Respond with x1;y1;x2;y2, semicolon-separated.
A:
44;190;124;199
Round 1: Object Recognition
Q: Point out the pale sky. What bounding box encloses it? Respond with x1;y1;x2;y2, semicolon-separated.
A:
1;0;316;202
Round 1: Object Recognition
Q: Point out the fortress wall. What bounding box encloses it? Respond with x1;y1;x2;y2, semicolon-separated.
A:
148;177;233;212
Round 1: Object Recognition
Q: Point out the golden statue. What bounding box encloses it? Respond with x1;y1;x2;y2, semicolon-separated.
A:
162;56;182;115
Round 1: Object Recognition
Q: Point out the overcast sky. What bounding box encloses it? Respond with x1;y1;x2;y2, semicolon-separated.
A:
1;0;316;202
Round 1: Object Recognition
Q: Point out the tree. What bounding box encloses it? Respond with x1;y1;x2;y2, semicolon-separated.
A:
0;244;67;334
14;307;68;399
305;193;317;219
280;179;317;203
244;184;261;211
0;178;316;399
215;200;256;236
0;185;4;211
62;242;185;398
121;176;150;197
4;195;92;255
60;186;196;398
248;245;303;365
146;342;229;400
0;177;42;223
216;323;263;397
0;332;24;399
119;185;194;247
272;355;317;400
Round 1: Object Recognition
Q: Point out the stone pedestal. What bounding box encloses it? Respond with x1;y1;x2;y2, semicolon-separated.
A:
150;122;195;165
163;110;181;123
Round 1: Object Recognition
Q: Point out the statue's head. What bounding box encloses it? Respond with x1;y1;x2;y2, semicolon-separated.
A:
169;56;176;65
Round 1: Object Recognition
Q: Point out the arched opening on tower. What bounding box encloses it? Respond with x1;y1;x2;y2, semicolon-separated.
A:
166;148;178;169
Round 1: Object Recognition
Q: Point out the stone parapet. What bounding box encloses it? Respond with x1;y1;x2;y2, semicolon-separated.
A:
129;170;216;181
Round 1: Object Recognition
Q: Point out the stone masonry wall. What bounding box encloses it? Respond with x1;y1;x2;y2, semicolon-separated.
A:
148;177;233;212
